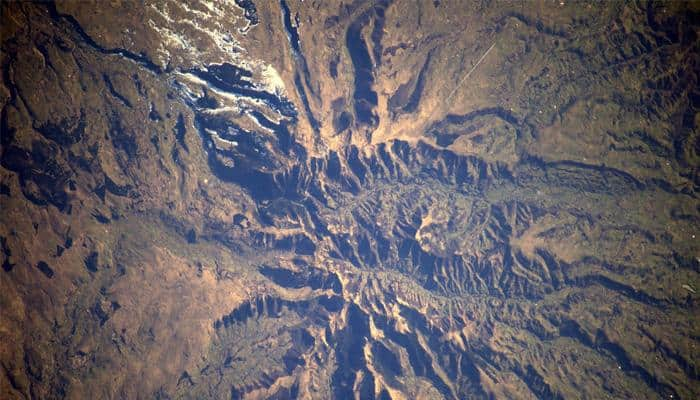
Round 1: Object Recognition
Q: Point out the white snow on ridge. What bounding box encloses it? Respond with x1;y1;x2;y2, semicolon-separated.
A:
176;71;287;121
147;1;243;65
176;72;242;103
206;128;240;151
198;0;223;17
260;64;287;95
202;106;242;115
146;0;290;115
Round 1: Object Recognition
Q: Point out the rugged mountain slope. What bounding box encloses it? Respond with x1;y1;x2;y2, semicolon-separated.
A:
1;1;699;399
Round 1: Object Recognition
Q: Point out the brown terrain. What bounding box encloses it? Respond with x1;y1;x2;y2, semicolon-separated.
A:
1;1;699;399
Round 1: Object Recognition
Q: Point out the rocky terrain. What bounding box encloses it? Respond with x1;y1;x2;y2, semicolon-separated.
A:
1;1;699;399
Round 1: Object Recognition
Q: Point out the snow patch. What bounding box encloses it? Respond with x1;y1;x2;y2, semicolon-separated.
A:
260;64;286;95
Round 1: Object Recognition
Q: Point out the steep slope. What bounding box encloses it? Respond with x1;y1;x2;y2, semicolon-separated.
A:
1;1;699;399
